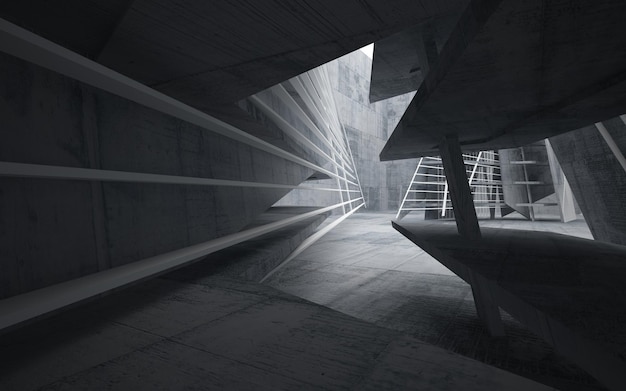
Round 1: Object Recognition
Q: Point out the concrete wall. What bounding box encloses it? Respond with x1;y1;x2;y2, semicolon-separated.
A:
550;118;626;245
499;143;560;220
252;77;349;211
326;50;419;211
0;52;314;298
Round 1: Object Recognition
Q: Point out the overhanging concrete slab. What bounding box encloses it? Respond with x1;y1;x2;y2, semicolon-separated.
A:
381;0;626;160
369;13;464;103
393;219;626;391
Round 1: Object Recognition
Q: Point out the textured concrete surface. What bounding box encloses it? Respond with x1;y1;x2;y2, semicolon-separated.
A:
0;51;312;299
439;134;482;239
550;118;626;245
270;49;419;211
266;213;604;390
166;207;330;283
0;244;555;390
369;13;463;102
395;218;626;391
369;24;426;103
0;0;477;107
326;50;419;211
381;0;626;160
499;143;561;220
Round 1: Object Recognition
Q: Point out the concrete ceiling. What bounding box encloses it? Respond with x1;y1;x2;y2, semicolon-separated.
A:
1;0;470;114
380;0;626;160
0;1;133;58
369;13;463;103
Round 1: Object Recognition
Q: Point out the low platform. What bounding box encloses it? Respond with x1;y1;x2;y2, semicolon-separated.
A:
393;220;626;391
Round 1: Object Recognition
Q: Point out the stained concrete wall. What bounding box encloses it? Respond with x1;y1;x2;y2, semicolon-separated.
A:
550;118;626;245
0;52;314;298
326;50;419;211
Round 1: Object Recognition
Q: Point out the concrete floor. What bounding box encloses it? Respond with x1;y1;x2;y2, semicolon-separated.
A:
0;210;556;391
2;275;553;391
395;216;626;391
264;212;605;391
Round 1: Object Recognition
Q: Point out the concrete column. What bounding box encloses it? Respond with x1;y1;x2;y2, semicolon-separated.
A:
439;134;481;239
469;271;506;337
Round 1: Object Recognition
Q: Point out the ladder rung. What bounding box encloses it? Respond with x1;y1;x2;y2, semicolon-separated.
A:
515;202;559;206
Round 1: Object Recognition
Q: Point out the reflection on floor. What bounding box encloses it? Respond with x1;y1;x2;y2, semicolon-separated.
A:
264;213;606;391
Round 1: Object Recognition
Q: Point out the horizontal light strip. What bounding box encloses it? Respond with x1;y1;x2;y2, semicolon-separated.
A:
401;207;454;211
0;161;351;192
419;164;444;169
260;202;365;283
0;197;362;333
463;162;500;168
411;181;447;185
0;18;338;182
411;180;502;186
276;81;352;166
294;187;361;193
310;70;341;138
402;200;505;204
400;206;499;211
248;96;357;184
272;84;355;175
509;161;541;165
419;163;499;170
290;77;351;159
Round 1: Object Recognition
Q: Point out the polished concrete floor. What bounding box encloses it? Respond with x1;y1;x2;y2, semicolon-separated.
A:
0;210;556;391
264;212;605;391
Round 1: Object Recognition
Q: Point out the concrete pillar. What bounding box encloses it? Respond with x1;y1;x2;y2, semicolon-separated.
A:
439;134;481;239
439;135;500;334
469;271;506;337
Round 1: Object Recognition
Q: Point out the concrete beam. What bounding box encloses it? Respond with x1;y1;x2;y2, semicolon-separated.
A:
439;134;481;239
469;271;506;337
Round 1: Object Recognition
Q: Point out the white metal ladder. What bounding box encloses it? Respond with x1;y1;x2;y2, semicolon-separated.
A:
396;152;504;220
